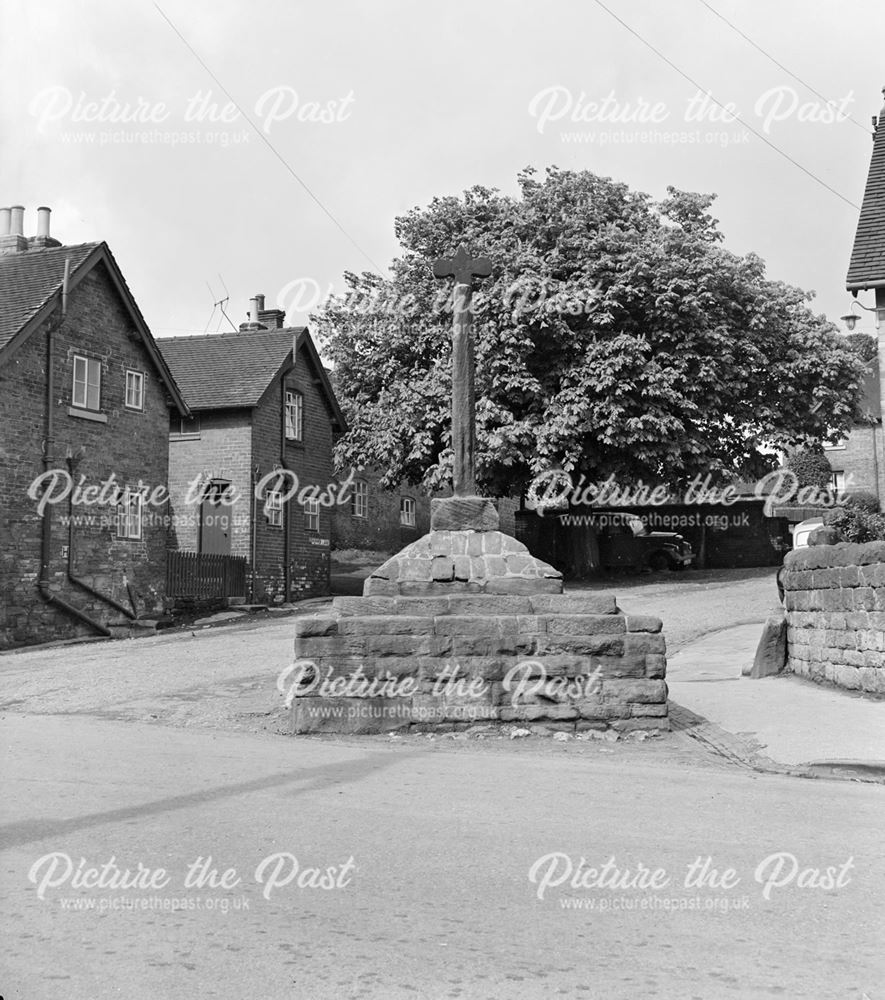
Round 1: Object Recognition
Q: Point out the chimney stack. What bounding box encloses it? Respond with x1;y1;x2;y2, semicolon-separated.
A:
257;290;286;330
0;203;62;253
238;294;269;332
0;205;28;254
30;205;60;248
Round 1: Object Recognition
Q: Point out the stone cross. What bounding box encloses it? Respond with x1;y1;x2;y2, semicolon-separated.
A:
432;245;492;497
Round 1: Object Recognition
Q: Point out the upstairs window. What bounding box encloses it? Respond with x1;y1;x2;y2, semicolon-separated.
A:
400;496;416;527
266;490;283;528
285;390;303;441
305;497;320;532
72;355;101;411
125;370;144;410
116;488;143;540
351;479;368;518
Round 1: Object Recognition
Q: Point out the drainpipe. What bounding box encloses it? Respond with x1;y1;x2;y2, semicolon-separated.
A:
37;259;111;638
64;453;136;620
280;369;292;602
250;465;259;603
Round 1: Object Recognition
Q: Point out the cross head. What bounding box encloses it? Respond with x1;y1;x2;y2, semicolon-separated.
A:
432;244;492;287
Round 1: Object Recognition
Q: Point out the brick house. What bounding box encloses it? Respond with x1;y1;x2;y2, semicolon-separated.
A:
158;296;347;604
844;89;885;508
823;360;881;500
331;466;431;552
0;205;189;649
331;470;518;554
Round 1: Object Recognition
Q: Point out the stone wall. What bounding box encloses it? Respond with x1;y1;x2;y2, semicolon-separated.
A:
289;593;667;734
782;540;885;695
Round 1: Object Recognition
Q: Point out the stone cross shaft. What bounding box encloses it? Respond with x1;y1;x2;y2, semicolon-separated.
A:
432;245;492;497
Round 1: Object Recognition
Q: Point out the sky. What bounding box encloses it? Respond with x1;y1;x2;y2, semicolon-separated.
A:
3;0;885;341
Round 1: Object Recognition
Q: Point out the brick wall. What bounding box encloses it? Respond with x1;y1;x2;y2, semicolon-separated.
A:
167;409;253;557
0;263;173;648
331;468;429;552
251;343;335;603
782;540;885;695
824;424;883;507
331;469;519;554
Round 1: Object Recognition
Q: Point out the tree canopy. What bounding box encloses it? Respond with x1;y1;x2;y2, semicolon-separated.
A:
313;167;865;497
845;332;877;363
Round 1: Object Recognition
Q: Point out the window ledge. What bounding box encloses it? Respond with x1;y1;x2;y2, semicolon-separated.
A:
170;433;201;441
67;406;108;423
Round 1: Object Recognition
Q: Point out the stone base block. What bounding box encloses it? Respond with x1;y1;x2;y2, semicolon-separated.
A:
287;592;669;735
431;497;499;531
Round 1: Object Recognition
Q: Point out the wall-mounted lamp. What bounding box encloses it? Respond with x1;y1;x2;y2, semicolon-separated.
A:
841;298;884;331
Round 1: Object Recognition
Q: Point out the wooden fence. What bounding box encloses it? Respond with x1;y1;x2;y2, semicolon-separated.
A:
166;551;247;599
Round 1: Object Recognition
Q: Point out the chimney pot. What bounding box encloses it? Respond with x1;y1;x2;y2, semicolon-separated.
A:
239;296;269;332
10;205;24;236
0;208;10;236
255;293;266;312
36;206;51;239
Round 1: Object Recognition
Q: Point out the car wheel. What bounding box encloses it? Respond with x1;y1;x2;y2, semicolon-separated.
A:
648;551;670;572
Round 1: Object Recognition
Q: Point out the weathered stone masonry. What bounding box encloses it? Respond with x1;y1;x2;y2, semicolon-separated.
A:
782;540;885;695
289;524;669;733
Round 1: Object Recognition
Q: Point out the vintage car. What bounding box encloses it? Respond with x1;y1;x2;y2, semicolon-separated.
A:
596;512;694;573
791;517;824;549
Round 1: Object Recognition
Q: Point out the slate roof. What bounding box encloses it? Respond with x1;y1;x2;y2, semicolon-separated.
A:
0;241;188;413
158;328;346;429
847;97;885;289
0;242;99;350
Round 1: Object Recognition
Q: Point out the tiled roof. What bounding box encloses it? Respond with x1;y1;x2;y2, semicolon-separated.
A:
157;328;308;410
0;242;100;350
847;100;885;288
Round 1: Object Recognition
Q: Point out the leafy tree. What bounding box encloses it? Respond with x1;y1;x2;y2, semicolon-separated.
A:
314;167;866;497
845;333;877;363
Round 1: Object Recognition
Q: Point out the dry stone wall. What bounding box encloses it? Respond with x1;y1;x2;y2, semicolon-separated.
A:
782;540;885;695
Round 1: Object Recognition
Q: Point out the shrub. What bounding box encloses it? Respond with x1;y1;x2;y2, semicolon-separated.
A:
823;504;885;542
786;449;832;490
844;490;880;514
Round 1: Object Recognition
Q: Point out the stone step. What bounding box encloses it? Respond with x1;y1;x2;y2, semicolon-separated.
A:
332;593;620;617
106;619;158;640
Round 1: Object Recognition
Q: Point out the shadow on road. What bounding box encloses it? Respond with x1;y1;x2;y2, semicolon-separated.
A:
0;745;417;850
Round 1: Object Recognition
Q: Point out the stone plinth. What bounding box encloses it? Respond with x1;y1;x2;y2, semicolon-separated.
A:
288;523;668;735
287;589;669;736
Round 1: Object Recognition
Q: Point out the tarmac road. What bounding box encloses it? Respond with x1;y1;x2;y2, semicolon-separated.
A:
2;712;883;1000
